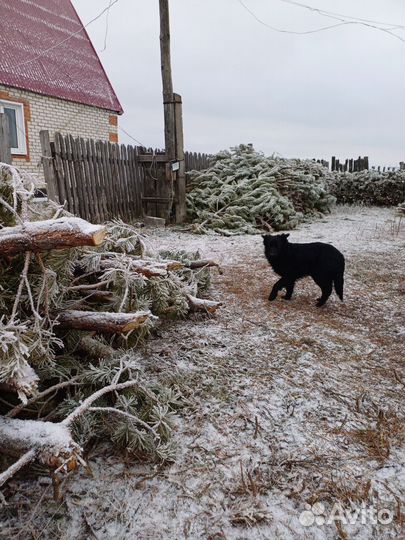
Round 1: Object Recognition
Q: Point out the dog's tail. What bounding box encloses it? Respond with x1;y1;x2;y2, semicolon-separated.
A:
333;271;344;301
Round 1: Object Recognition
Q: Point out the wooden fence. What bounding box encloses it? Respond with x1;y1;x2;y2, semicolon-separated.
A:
331;155;369;172
40;131;211;224
41;131;144;223
327;156;402;173
371;165;401;172
185;151;212;172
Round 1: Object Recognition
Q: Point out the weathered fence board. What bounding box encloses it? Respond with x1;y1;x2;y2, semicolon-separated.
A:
40;131;210;223
330;155;369;172
0;113;11;164
140;148;171;220
326;156;401;173
185;151;212;172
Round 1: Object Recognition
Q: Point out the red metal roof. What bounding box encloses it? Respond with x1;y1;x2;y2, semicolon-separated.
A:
0;0;123;113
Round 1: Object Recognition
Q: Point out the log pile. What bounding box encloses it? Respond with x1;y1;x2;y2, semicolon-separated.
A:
0;162;221;491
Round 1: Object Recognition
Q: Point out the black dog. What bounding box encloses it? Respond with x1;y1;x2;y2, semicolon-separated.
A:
263;233;345;307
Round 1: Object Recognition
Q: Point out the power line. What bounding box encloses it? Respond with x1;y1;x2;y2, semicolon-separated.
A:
118;126;146;148
236;0;361;35
278;0;405;42
236;0;405;42
14;0;120;69
100;0;114;53
279;0;405;29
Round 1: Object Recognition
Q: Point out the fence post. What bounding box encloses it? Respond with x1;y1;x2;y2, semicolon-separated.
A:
173;93;186;223
364;156;369;170
39;130;59;203
0;113;11;164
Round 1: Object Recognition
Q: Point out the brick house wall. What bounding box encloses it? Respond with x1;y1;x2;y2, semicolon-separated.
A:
0;84;119;181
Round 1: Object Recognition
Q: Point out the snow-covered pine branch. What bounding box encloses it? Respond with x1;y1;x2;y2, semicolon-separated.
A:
0;163;221;490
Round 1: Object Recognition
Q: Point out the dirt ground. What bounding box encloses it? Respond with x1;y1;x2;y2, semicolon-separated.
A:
1;206;404;540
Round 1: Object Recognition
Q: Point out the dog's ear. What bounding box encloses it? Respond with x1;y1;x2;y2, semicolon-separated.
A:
282;233;290;239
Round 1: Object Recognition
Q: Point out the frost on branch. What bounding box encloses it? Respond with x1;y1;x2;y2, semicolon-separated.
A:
0;217;106;255
0;320;40;403
186;144;336;235
327;169;405;206
0;417;80;467
0;163;221;488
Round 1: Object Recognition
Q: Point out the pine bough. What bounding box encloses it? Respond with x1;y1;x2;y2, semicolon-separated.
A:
186;144;335;235
0;163;221;491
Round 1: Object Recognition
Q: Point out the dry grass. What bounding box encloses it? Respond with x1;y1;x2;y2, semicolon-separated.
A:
340;408;404;463
308;477;372;506
1;208;404;540
228;501;272;527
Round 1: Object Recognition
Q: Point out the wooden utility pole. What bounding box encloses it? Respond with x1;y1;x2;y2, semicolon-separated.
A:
0;113;11;164
158;0;186;222
159;0;176;161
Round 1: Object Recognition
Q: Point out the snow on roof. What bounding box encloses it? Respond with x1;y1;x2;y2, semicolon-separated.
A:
0;0;123;114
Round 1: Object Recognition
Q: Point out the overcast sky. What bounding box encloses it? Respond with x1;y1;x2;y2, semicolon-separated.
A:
73;0;404;167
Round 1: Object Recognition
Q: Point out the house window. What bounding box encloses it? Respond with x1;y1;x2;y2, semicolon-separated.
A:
0;99;27;155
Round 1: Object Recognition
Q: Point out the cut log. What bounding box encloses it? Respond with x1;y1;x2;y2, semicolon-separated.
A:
187;294;222;313
0;217;106;255
100;257;183;277
186;259;222;274
187;259;219;270
0;378;141;487
56;309;155;333
0;417;81;468
77;336;115;359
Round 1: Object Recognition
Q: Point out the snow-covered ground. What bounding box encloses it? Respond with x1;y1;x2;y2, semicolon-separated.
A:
1;207;404;540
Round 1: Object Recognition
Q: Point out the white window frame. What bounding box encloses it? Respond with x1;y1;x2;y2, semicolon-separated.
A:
0;99;27;155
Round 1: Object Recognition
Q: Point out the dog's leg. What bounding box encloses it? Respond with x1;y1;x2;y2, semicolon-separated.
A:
316;281;333;307
268;278;286;301
282;281;295;300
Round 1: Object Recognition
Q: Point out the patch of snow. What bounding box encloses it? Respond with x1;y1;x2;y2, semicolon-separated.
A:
1;207;404;540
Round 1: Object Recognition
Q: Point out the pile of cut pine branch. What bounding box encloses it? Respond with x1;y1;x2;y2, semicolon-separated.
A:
186;144;335;235
0;163;221;494
327;169;405;206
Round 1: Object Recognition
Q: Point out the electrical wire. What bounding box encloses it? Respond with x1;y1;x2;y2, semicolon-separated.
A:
13;0;120;69
236;0;350;34
278;0;405;42
279;0;405;29
100;0;114;52
118;126;146;148
236;0;405;42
